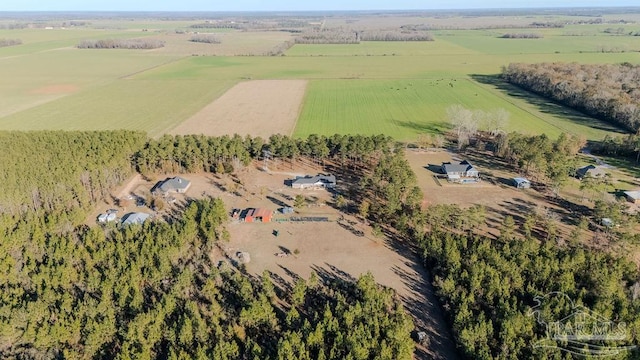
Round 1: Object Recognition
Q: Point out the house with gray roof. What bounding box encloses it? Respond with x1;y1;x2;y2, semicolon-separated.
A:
624;190;640;204
576;165;607;179
152;176;191;196
291;174;336;189
441;160;479;182
121;212;150;226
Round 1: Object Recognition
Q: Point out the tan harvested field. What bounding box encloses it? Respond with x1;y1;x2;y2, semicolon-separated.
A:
170;80;307;138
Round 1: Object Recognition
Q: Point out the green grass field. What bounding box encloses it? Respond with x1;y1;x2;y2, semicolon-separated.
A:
0;15;637;141
293;78;621;141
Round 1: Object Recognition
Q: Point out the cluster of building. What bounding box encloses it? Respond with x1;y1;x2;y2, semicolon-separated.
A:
97;210;150;226
98;176;193;226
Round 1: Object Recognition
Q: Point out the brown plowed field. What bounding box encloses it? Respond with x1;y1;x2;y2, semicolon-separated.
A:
170;80;307;138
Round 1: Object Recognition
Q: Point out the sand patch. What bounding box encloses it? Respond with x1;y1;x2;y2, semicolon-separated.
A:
170;80;307;138
31;84;79;95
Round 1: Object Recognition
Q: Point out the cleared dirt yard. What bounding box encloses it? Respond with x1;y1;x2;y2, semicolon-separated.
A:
105;162;458;359
170;80;307;138
405;149;584;240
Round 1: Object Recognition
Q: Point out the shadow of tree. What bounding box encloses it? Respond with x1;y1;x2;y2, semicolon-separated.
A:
471;74;627;135
392;119;451;135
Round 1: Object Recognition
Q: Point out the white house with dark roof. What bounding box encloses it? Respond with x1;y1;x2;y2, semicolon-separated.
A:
152;176;191;196
291;174;336;189
441;160;479;182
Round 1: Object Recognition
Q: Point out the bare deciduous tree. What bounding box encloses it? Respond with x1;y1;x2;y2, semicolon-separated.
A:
447;105;477;149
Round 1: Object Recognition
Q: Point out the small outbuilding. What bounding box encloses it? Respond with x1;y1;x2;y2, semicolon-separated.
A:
243;208;273;223
152;176;191;196
121;212;150;226
512;177;531;189
601;218;615;228
97;212;117;223
624;190;640;204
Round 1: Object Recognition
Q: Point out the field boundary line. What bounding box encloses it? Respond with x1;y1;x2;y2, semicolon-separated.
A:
119;56;189;80
290;79;310;137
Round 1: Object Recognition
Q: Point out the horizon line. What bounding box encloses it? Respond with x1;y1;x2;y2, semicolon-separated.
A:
2;6;640;13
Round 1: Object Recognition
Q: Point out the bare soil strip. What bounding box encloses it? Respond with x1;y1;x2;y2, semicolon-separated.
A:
170;80;307;138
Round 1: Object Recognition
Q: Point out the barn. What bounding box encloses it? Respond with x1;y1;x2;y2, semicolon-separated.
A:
243;208;273;223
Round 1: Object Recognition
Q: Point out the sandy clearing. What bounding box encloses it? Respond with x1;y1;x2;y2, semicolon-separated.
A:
170;80;307;138
30;84;79;95
90;161;460;359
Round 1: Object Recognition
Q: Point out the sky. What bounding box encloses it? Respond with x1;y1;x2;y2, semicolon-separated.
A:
1;0;638;12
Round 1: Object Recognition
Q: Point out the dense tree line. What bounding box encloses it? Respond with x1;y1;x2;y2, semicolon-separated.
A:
134;133;392;175
190;22;242;29
77;39;165;49
295;28;434;44
502;62;640;132
295;29;360;44
0;130;146;216
0;23;29;29
189;34;221;44
265;40;295;56
529;21;565;28
0;38;22;47
358;30;433;41
500;33;543;39
0;197;414;359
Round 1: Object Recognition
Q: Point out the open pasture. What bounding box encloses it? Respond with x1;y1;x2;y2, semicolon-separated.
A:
147;30;295;56
293;78;620;141
437;29;640;55
0;47;178;118
0;78;236;137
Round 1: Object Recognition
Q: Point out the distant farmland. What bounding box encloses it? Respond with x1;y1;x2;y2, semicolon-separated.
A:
0;15;637;140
